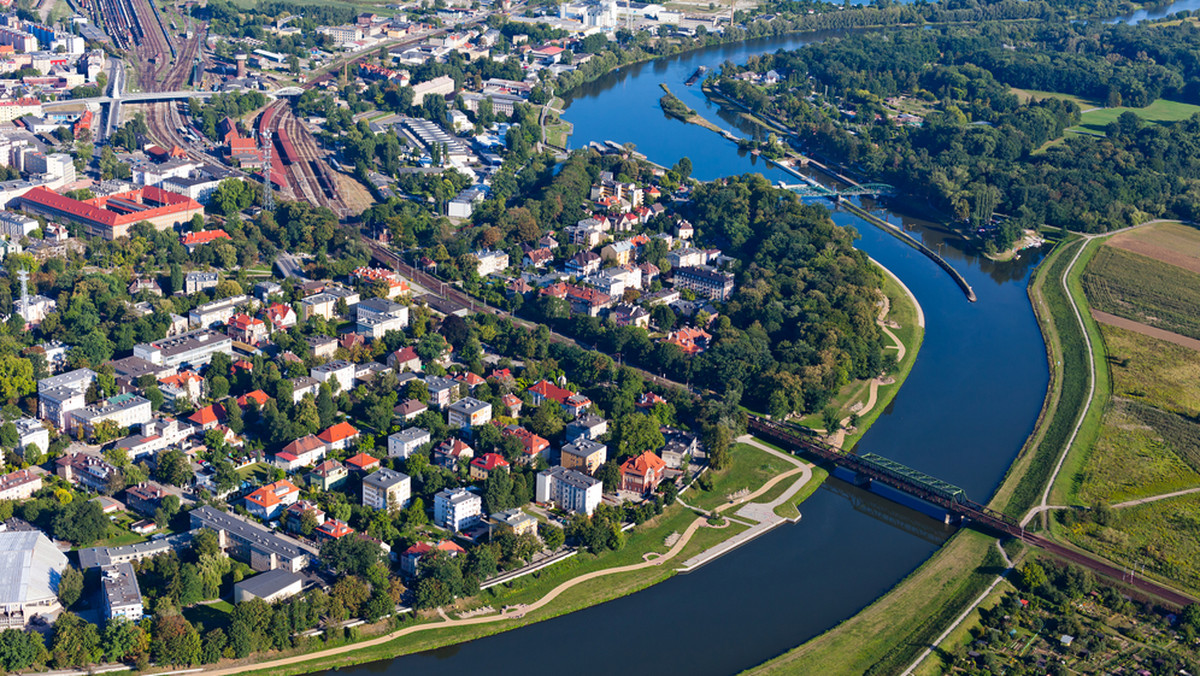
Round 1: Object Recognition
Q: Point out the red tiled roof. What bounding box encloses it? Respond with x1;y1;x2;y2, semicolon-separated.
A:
318;421;359;444
316;519;354;539
621;451;667;477
182;230;231;247
229;313;264;330
345;452;379;470
282;434;324;455
403;540;466;556
20;185;201;229
236;390;270;407
245;479;299;508
391;346;418;363
529;380;575;405
188;404;225;426
159;371;203;388
470;452;509;472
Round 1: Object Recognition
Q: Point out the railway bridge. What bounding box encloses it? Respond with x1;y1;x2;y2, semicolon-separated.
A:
747;416;1196;607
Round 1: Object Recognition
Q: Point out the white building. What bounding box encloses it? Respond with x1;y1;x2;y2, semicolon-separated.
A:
536;466;602;516
100;562;143;622
446;397;492;430
0;530;68;627
13;417;48;457
311;360;355;393
388;427;430;459
72;394;152;438
433;487;482;532
355;297;409;339
37;368;96;430
473;249;509;277
362;468;411;513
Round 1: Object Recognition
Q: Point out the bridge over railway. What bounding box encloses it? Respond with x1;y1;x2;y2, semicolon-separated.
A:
747;416;1197;607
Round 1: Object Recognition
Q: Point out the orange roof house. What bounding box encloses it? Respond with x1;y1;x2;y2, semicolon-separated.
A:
345;452;380;472
236;390;271;408
469;452;509;480
317;421;359;450
187;403;226;430
620;451;668;494
181;230;231;250
244;479;300;518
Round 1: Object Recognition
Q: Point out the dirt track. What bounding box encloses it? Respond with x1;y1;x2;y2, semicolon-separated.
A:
1091;309;1200;352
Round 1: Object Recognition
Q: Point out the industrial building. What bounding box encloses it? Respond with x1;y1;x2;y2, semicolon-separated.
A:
0;530;68;627
18;185;204;240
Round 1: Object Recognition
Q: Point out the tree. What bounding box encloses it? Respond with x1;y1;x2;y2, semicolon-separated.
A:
152;614;201;667
0;627;47;671
1020;561;1048;591
156;449;194;486
52;500;108;546
317;384;336;428
58;566;83;608
540;522;564;550
50;612;101;668
596;461;621;493
0;355;35;402
103;618;146;664
703;425;732;471
321;535;384;577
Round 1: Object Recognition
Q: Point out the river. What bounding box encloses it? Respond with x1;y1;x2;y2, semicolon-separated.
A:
314;13;1176;675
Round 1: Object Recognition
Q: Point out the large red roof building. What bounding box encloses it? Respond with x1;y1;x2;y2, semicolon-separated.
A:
18;186;203;240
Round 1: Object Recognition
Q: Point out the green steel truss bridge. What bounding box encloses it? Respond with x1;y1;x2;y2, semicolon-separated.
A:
780;182;895;198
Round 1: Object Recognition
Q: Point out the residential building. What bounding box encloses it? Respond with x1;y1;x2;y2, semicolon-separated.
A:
673;266;735;301
410;74;455;106
190;506;316;572
387;346;421;372
433;438;474;469
276;435;326;472
180;229;231;252
355;297;409;339
284;501;325;533
125;483;166;516
446;397;492;430
55;453;117;493
184;271;219;294
491;508;538;537
612;302;650;328
233;568;304;603
306;460;348;491
564;284;613;317
133;330;234;369
473;249;509;276
13;417;48;458
227;313;268;344
424;376;461;409
524;247;554;268
399;540;464;577
620;451;668;494
565;251;602;276
362;468;411;512
501;393;522;418
601;239;635;265
311;360;355;393
0;469;41;501
100;562;143;622
189;295;249;328
433;487;482;532
244;480;301;520
664;326;713;355
314;519;354;542
187;403;226;431
290;376;321;403
469;453;509;480
317;421;359;451
529;380;592;417
536;466;602;516
661;428;699;469
299;293;338;320
668;247;707;269
395;398;428;421
388;427;430;459
561;438;607;475
37;368;95;430
72;393;152;439
345;452;381;474
0;531;68;627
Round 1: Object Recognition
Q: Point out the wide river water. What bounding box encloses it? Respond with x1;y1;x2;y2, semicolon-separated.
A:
311;12;1187;673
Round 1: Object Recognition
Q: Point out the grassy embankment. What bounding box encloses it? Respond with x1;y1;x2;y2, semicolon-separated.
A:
658;83;729;135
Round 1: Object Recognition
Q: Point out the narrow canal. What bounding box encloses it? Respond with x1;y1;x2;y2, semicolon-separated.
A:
319;18;1131;675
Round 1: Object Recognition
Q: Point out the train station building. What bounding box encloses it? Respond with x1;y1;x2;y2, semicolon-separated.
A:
17;185;204;239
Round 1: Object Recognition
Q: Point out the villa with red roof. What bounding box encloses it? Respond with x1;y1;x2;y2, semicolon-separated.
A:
386;346;421;372
351;267;411;299
244;479;300;520
315;519;355;542
433;438;474;469
469;453;509;480
276;434;326;472
317;421;359;451
620;451;668;495
236;390;271;408
264;303;297;331
344;453;380;473
663;327;712;355
528;380;592;417
227;313;268;344
400;540;465;577
501;393;522;417
497;424;549;464
187;403;226;431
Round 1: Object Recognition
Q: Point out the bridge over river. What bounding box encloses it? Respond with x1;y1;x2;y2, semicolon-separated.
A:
748;416;1196;608
779;181;896;199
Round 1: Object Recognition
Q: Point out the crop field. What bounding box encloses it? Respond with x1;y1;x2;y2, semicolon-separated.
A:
1108;221;1200;275
1082;246;1200;340
1073;99;1200;134
1064;492;1200;596
1076;400;1200;505
1103;323;1200;417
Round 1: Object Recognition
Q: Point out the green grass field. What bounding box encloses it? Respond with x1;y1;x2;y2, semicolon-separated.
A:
1103;323;1200;417
1073;99;1200;134
1010;87;1098;110
1064;492;1200;597
684;442;795;512
1083;245;1200;341
1076;400;1200;505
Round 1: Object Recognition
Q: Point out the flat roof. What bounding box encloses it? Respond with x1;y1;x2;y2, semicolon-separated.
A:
190;505;316;559
234;568;304;599
101;562;142;609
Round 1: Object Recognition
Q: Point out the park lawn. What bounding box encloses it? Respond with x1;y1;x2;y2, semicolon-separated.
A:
238;462;273;483
544;122;573;148
744;529;1001;676
1075;400;1200;505
1063;492;1200;597
684;443;795;511
1010;87;1098;110
675;519;751;562
1073;99;1200;134
92;530;148;549
1102;323;1200;418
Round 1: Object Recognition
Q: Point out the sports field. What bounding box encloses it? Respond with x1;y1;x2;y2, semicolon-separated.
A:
1073;99;1200;134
